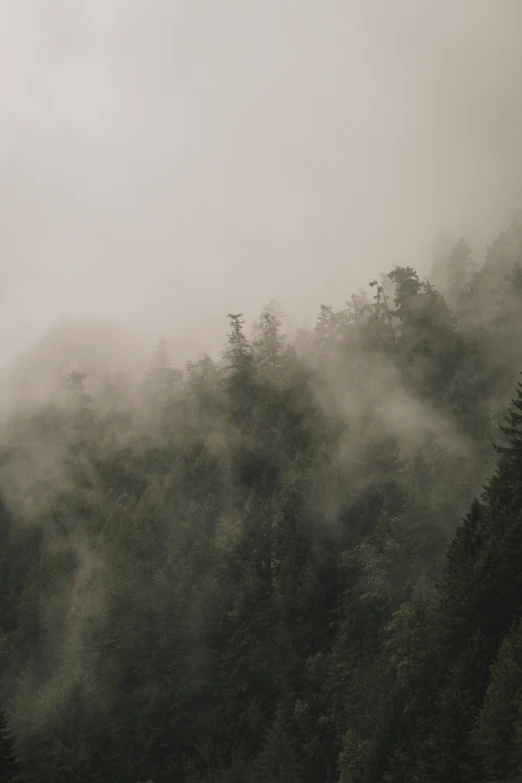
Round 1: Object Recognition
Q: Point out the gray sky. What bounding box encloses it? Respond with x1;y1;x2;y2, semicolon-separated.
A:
2;0;522;366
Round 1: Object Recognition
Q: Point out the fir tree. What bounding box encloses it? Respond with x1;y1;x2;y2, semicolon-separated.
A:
0;708;20;783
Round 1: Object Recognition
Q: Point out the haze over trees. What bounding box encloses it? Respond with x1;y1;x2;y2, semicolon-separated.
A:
1;212;522;781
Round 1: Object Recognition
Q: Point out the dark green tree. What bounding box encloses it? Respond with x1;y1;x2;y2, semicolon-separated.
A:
0;708;20;783
472;618;522;782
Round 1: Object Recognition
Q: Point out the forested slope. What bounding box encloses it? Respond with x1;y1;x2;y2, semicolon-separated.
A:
2;213;522;782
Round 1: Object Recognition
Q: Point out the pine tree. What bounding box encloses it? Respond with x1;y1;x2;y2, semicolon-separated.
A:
495;376;522;458
472;618;522;782
64;369;97;456
225;314;252;370
416;375;522;781
253;301;287;377
360;278;396;352
222;313;258;432
144;337;183;440
438;500;487;656
0;708;20;783
252;708;301;783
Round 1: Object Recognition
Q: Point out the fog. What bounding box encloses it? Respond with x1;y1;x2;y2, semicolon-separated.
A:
2;0;522;367
3;6;522;778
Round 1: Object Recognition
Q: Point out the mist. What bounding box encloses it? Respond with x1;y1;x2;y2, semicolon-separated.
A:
2;4;522;782
2;0;522;366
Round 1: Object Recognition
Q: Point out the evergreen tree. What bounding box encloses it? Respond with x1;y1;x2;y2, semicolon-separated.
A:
0;708;20;783
252;708;301;783
472;618;522;782
223;313;255;423
252;300;287;380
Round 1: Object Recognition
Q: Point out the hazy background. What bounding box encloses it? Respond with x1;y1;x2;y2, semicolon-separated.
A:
1;0;522;367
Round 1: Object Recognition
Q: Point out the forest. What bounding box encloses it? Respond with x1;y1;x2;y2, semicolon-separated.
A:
1;211;522;782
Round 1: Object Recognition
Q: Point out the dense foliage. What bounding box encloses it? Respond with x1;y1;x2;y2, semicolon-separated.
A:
1;212;522;781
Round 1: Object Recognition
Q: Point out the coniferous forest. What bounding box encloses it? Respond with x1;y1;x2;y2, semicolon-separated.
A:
2;212;522;782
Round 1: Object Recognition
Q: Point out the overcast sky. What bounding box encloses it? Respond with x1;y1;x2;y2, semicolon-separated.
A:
1;0;522;365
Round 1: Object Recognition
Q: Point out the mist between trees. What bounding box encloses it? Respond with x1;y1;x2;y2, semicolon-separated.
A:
2;211;522;782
